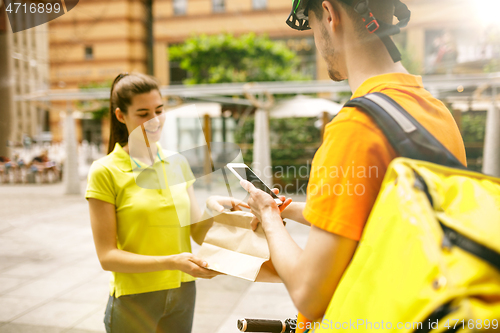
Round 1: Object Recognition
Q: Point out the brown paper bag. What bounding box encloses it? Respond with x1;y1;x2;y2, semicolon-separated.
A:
196;210;271;281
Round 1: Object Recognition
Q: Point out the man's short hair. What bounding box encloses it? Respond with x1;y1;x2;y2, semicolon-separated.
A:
309;0;395;37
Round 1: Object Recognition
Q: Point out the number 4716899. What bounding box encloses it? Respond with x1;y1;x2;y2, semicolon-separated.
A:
444;319;498;330
5;2;61;14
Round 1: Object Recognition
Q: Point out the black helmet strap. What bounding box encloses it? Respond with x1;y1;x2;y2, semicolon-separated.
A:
353;0;411;63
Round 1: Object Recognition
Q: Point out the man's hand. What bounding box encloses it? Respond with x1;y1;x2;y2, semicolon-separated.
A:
250;188;292;231
240;180;292;231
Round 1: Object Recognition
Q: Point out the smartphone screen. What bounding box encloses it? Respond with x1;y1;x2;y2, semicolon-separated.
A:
231;166;280;199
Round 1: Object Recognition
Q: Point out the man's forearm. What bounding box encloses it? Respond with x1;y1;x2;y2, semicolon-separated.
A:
281;202;310;225
261;210;305;301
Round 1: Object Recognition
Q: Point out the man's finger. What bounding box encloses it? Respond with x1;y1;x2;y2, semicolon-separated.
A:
272;188;279;194
250;216;260;231
240;179;256;193
279;198;293;212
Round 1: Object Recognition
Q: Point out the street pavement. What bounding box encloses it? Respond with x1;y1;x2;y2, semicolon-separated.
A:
0;182;310;333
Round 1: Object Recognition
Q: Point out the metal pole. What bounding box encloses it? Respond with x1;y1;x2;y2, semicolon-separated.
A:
145;0;154;75
253;108;272;186
203;114;212;189
0;8;13;157
482;85;500;177
64;101;81;194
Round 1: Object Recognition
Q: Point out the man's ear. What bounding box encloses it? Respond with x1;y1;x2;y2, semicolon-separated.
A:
322;0;340;32
115;108;126;124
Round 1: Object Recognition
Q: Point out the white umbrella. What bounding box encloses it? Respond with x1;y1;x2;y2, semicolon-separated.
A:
270;95;343;118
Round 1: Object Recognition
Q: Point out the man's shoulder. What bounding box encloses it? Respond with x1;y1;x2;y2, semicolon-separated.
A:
325;104;384;139
327;85;445;135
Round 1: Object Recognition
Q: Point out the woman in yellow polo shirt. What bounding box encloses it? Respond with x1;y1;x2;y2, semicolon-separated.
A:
86;73;245;333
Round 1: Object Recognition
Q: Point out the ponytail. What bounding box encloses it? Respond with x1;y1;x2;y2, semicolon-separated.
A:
107;73;161;154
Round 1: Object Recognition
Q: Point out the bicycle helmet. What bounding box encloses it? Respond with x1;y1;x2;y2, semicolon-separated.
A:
286;0;411;63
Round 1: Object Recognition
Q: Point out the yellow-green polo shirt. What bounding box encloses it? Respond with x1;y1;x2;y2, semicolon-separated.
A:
86;143;196;297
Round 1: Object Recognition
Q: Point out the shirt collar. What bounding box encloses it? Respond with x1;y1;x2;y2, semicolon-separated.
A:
111;142;168;172
351;73;424;99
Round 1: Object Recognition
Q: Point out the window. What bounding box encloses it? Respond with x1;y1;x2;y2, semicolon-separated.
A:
253;0;267;10
173;0;187;15
42;109;50;132
169;60;188;85
213;0;225;13
85;46;93;60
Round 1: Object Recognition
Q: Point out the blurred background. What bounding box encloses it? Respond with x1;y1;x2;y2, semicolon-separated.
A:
0;0;499;332
1;0;500;184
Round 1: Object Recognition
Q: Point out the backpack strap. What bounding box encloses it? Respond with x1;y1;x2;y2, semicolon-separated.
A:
344;92;466;169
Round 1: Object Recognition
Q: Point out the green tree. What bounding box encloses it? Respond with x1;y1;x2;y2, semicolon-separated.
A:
169;33;310;84
234;117;321;190
78;81;112;120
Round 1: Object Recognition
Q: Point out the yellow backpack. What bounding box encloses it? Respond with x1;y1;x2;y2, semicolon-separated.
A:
313;93;500;333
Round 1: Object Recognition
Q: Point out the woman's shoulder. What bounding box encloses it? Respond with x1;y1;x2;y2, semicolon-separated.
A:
88;153;123;178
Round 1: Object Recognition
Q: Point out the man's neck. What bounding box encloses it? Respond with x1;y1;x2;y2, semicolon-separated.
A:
344;38;409;94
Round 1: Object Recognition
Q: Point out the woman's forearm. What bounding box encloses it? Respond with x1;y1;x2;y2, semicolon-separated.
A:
98;248;219;279
99;248;178;273
281;202;310;225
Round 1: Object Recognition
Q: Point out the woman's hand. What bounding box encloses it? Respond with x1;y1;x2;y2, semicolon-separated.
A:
206;195;250;213
171;253;221;279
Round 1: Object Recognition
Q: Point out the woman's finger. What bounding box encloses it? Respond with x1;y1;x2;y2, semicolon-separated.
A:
197;267;223;279
206;198;225;213
189;255;208;268
232;198;250;209
220;197;250;209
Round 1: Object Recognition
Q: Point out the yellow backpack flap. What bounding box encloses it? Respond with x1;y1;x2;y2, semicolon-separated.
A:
312;93;500;332
315;158;500;333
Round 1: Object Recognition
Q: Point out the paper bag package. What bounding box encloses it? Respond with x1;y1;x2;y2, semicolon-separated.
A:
197;210;270;281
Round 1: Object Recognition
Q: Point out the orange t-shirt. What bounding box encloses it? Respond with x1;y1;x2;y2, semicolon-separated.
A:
302;73;466;242
297;74;466;332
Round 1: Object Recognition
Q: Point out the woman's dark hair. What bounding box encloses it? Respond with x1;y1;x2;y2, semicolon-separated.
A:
107;73;161;154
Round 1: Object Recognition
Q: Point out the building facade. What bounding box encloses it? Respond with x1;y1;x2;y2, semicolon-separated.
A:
49;0;149;89
1;5;50;147
12;24;50;144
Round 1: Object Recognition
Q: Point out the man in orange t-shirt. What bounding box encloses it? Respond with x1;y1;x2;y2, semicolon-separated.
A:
241;0;466;331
